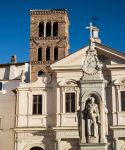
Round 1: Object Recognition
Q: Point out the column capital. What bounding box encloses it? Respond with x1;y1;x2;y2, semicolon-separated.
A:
114;137;118;140
55;138;61;142
44;21;47;25
51;21;54;24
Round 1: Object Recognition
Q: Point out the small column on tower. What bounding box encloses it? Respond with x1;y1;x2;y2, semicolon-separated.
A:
44;21;46;37
51;21;53;37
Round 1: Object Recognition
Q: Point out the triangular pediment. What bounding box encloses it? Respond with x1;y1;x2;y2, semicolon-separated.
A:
51;46;89;70
95;42;125;65
51;43;125;71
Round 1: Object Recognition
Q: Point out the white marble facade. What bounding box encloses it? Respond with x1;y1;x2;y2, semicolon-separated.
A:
1;14;125;150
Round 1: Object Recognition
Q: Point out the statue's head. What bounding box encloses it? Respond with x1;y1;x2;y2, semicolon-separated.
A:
89;97;95;103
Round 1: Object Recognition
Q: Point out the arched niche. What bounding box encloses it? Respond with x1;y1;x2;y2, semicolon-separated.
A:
30;147;44;150
23;143;46;150
81;91;102;105
81;91;104;143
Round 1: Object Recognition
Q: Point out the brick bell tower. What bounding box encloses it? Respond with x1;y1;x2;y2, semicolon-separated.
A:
30;9;69;81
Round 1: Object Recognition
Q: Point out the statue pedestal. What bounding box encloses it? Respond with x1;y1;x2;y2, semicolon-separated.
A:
87;137;99;143
79;143;108;150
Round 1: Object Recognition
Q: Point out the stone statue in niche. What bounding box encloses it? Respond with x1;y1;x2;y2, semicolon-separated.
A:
84;97;101;141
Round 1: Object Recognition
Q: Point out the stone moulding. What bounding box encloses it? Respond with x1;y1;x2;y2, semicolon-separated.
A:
30;10;67;15
23;143;46;150
31;61;55;64
30;36;67;40
79;143;109;150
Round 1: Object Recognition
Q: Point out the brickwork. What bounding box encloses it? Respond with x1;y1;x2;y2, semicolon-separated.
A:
30;9;69;81
30;38;68;62
31;63;51;81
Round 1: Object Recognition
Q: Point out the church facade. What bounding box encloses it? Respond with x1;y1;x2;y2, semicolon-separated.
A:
0;9;125;150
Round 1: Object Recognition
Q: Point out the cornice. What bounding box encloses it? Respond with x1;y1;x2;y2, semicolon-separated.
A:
0;62;29;67
52;126;78;130
51;65;82;71
30;9;67;15
14;127;47;132
30;36;67;41
31;60;56;65
106;64;125;69
95;42;125;59
110;125;125;130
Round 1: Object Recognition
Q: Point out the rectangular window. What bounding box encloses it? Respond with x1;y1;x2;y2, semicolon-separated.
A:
121;91;125;111
33;95;42;114
65;93;75;113
0;82;2;91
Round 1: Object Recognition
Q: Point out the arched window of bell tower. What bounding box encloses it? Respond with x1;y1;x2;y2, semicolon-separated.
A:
38;48;42;61
39;22;44;37
53;22;58;36
46;22;51;37
54;47;58;61
46;47;50;61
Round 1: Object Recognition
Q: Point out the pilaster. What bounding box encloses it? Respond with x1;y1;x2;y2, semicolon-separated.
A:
114;138;118;150
55;138;61;150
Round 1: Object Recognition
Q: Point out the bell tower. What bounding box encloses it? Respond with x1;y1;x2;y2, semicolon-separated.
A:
30;9;69;81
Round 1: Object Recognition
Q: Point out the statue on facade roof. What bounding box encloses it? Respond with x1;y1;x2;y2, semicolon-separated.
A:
20;70;25;83
11;55;16;63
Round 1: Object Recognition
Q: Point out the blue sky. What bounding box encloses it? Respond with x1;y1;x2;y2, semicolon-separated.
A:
0;0;125;63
